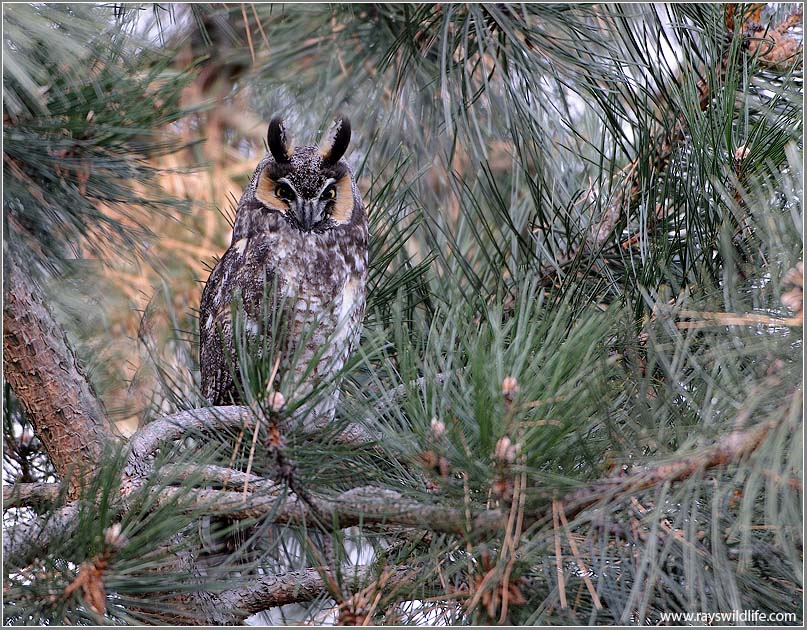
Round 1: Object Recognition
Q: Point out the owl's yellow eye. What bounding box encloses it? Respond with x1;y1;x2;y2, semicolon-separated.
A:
275;183;293;200
321;186;336;201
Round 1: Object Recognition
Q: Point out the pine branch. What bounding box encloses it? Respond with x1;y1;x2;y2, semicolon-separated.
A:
154;484;502;535
544;3;804;285
122;406;377;491
216;564;428;623
3;254;114;495
2;482;61;508
156;463;263;488
3;502;80;565
8;410;784;568
4;404;789;626
581;15;734;255
558;418;782;521
122;406;253;490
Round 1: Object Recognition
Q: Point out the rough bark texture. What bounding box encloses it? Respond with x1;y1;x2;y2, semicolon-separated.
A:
3;502;81;565
3;254;111;492
154;484;503;535
217;564;423;623
122;405;377;491
2;481;61;508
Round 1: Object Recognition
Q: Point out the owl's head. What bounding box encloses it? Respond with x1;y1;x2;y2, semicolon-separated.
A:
242;114;362;235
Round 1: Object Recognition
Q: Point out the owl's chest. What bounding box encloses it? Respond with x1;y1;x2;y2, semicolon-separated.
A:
228;231;360;338
264;232;351;299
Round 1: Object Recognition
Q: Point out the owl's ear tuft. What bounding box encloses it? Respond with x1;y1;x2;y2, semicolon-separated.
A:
320;115;351;165
267;117;293;162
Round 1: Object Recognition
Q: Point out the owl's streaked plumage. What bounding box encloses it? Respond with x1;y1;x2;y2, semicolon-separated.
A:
199;115;368;428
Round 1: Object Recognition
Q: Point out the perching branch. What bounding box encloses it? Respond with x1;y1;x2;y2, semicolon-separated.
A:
122;406;254;489
122;405;377;491
6;412;784;571
156;463;264;489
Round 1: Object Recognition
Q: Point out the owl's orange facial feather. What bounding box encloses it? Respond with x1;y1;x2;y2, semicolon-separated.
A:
255;170;290;211
330;175;354;224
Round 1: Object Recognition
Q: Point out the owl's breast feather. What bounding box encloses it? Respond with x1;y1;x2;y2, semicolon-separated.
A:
337;277;360;325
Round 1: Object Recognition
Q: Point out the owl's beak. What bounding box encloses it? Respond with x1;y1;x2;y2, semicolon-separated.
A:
290;199;324;231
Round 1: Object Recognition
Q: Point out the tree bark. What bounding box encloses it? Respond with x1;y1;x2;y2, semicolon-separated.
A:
3;254;112;493
217;564;429;623
153;484;503;535
121;405;377;491
3;502;81;565
2;481;61;508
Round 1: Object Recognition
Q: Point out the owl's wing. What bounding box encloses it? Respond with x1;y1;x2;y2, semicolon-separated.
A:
199;240;281;406
200;251;237;405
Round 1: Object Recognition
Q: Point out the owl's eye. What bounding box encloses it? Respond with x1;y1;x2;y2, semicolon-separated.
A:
321;186;336;201
275;183;293;200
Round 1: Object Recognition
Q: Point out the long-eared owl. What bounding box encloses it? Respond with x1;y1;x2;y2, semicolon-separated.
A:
199;115;368;428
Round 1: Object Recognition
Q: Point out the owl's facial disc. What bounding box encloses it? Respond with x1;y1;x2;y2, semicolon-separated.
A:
254;146;355;231
277;177;341;232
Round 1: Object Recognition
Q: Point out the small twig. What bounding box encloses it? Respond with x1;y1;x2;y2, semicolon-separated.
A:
557;502;602;610
249;3;270;48
226;424;246;488
498;466;528;623
676;309;802;329
240;3;255;63
463;558;502;619
552;498;568;609
243;356;281;500
242;412;262;503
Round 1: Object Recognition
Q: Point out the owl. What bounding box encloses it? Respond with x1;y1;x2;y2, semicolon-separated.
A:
199;115;368;429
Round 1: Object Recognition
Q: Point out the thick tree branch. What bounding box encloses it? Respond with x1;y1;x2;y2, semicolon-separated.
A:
3;482;62;508
6;416;782;570
3;502;80;565
122;406;253;489
216;564;427;623
3;254;112;493
123;406;377;491
156;463;263;489
154;484;502;535
122;373;459;492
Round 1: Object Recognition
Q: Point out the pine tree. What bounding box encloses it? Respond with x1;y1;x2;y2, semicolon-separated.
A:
3;3;803;625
